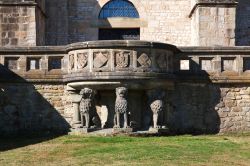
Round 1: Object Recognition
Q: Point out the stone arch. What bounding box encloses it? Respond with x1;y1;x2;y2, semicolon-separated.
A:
99;0;139;19
93;0;147;19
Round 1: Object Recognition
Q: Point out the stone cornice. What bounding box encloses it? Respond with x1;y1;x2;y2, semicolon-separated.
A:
0;0;36;6
189;0;238;18
178;46;250;53
0;41;179;54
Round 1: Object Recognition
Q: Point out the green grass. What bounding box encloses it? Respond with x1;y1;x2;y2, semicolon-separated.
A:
0;134;249;166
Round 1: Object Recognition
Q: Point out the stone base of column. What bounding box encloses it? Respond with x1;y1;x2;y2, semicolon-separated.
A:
72;123;82;129
112;127;133;134
70;127;101;135
149;127;169;135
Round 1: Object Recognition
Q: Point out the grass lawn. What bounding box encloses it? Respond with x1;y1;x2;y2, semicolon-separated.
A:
0;134;249;166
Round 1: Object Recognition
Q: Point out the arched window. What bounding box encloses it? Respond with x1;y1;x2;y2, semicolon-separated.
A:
99;0;139;19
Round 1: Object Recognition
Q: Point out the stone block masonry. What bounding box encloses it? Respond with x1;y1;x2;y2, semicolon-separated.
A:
0;0;45;46
0;83;70;135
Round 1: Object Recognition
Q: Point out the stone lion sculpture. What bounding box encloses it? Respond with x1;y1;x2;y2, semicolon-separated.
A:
79;88;94;128
147;89;166;129
114;87;128;128
150;100;164;128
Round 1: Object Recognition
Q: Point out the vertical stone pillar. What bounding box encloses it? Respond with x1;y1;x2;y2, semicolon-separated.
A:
69;90;82;129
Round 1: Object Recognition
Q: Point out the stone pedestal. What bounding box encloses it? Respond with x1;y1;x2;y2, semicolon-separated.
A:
112;127;133;134
69;91;82;129
149;127;169;135
71;127;101;134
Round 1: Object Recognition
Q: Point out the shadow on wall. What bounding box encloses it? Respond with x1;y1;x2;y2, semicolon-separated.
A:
0;64;70;151
45;0;105;44
235;0;250;46
167;56;221;135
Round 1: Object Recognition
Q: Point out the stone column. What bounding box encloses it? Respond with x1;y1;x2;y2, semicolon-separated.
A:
69;90;82;129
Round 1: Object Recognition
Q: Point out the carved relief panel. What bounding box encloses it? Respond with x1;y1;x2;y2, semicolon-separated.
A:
93;51;110;71
114;51;133;71
155;50;173;72
77;52;88;70
137;53;151;68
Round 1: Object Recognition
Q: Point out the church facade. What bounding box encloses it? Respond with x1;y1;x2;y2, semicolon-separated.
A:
0;0;250;135
1;0;248;47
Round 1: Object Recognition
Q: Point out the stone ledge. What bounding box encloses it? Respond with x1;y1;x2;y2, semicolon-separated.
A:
0;0;37;6
0;46;66;54
67;40;179;52
0;41;178;53
178;46;250;53
67;80;175;90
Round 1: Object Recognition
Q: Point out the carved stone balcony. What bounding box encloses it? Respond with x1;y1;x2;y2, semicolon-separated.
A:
64;41;177;90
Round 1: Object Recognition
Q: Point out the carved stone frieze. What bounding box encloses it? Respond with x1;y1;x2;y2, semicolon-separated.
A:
115;52;130;68
77;52;88;69
93;52;109;68
137;53;151;68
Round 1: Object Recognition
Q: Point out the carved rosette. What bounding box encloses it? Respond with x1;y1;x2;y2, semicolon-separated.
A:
77;53;88;69
115;52;129;68
114;87;129;128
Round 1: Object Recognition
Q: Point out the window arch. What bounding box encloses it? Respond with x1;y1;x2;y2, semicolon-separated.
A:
99;0;139;19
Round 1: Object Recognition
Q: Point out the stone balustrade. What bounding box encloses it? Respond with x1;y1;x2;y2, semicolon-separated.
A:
1;42;250;84
178;47;250;83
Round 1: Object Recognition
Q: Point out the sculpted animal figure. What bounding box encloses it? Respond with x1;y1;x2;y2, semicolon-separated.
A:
147;89;166;129
79;88;94;128
114;87;128;128
150;100;164;128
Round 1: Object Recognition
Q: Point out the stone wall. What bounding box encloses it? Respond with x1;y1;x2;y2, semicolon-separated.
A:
170;83;250;134
45;0;68;45
0;83;70;135
35;0;45;45
0;0;45;46
139;0;191;46
45;0;192;46
190;1;237;46
44;0;246;46
0;5;36;46
236;0;250;46
5;0;250;47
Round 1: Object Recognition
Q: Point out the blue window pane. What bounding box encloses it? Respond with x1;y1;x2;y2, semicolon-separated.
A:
99;0;139;19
